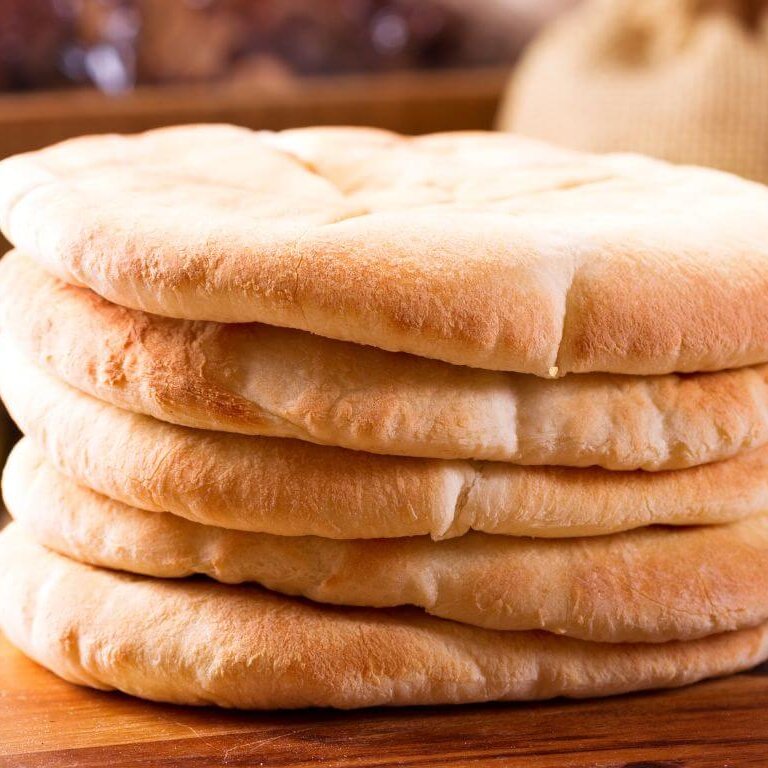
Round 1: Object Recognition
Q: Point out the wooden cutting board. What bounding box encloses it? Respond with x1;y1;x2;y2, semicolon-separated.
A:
1;632;767;767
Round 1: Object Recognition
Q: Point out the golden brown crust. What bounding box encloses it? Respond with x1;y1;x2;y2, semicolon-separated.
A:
4;350;768;540
2;126;768;375
9;440;768;644
2;525;768;709
4;250;768;470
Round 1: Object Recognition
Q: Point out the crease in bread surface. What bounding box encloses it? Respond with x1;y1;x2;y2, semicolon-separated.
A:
2;525;768;709
4;250;768;470
8;438;768;644
3;349;767;540
3;126;768;374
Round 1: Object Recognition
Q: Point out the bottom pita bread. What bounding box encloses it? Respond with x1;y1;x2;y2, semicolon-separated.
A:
7;439;768;644
1;525;766;709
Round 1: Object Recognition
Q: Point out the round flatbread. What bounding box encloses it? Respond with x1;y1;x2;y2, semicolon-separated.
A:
2;125;768;376
4;250;768;470
3;353;765;540
9;440;768;644
2;525;767;709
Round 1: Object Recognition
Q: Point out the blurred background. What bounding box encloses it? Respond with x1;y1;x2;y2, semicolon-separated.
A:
3;0;766;173
0;0;577;157
0;0;766;522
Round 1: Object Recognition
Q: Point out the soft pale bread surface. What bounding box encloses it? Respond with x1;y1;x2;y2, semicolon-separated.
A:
9;440;768;644
3;125;768;376
5;251;768;470
3;354;766;540
2;526;768;709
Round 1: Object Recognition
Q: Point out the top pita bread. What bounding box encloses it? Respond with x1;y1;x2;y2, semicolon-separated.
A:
2;125;768;376
5;251;768;470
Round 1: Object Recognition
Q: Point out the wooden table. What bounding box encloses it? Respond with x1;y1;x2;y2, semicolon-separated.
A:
1;632;767;767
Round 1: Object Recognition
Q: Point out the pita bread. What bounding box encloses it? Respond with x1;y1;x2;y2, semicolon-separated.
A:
3;125;768;376
3;354;766;541
2;526;767;709
9;440;768;644
4;250;768;470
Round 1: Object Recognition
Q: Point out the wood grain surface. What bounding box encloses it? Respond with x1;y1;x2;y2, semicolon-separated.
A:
1;632;767;768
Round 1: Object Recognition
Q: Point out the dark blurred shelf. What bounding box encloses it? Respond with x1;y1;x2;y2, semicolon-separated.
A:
0;67;509;158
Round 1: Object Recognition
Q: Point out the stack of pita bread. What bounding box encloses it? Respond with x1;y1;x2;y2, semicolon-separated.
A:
1;125;768;709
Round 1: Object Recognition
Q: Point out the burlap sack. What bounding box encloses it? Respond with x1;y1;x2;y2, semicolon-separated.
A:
499;0;768;184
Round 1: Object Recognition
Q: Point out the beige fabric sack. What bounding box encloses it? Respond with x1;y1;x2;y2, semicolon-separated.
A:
502;0;768;184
